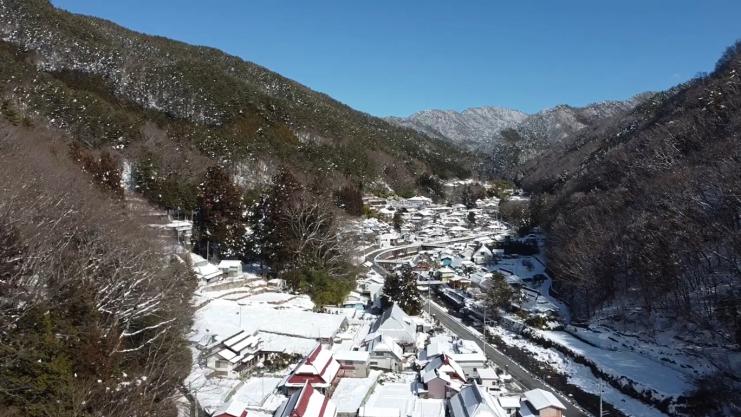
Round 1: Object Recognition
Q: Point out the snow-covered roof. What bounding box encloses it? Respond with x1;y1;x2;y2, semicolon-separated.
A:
194;260;223;280
257;332;318;356
425;335;486;366
210;330;261;364
214;399;248;417
475;367;499;380
449;383;508;417
286;345;341;388
411;399;445;417
359;407;400;417
368;304;417;345
367;334;403;360
422;354;466;383
523;388;566;411
360;382;415;417
332;371;381;414
228;377;282;409
496;396;521;410
333;350;370;362
275;382;337;417
474;246;493;256
218;259;242;268
188;252;207;266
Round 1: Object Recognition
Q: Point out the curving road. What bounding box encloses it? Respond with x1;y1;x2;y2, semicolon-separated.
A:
365;234;592;417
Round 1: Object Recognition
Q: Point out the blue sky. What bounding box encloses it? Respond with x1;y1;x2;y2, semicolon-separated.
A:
51;0;740;117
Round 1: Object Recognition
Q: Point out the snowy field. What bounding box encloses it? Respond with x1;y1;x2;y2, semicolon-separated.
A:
488;326;672;417
565;322;719;378
230;377;283;406
184;348;241;413
539;330;692;397
185;356;285;416
189;297;346;343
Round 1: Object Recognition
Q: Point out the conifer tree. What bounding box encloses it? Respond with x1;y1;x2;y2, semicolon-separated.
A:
335;183;363;216
484;272;515;316
393;211;403;232
194;166;247;259
382;266;421;315
249;169;301;268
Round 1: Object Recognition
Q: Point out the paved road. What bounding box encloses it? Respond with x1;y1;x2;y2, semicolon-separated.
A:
365;234;591;417
425;299;590;417
365;232;500;274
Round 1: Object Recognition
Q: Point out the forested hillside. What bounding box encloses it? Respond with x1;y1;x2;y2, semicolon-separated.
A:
520;42;741;412
497;98;646;178
387;99;646;178
0;117;196;416
0;0;471;207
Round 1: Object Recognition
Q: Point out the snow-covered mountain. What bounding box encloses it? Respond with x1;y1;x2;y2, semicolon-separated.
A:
388;98;647;176
386;107;528;150
389;100;642;151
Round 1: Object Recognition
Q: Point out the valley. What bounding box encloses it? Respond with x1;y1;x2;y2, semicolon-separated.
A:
0;2;738;417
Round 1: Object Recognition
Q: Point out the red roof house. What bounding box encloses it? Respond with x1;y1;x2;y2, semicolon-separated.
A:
274;382;337;417
284;344;341;391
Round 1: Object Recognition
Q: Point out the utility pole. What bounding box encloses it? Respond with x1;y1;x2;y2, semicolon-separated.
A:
428;283;431;319
483;304;487;361
599;380;606;417
238;302;243;330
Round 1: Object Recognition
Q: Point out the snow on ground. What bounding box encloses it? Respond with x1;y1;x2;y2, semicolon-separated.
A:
568;362;669;417
490;256;545;279
333;370;382;415
239;291;296;303
185;345;286;414
487;254;570;321
237;292;314;309
230;377;282;406
539;330;691;397
258;332;320;355
567;322;718;378
488;326;672;417
189;298;345;343
184;348;241;413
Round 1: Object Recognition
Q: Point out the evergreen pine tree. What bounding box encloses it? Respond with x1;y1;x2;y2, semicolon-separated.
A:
194;166;247;259
250;169;301;269
381;272;401;309
392;211;403;232
382;266;421;315
484;272;515;316
335;184;363;216
398;266;422;315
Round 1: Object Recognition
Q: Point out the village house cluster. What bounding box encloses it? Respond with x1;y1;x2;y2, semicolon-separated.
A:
192;298;565;417
355;193;502;249
347;192;564;325
159;190;569;417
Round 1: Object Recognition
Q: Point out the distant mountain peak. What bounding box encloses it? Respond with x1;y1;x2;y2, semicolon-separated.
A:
386;106;528;149
386;98;646;176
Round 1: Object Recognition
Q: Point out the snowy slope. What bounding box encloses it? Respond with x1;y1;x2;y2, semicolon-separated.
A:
386;107;528;149
387;99;646;177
